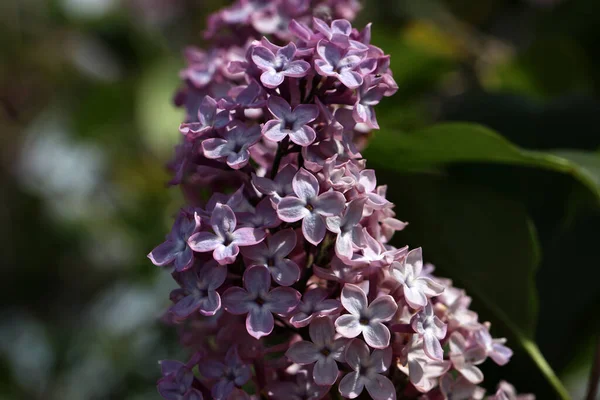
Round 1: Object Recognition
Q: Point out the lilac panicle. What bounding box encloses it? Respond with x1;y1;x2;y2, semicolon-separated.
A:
150;2;529;399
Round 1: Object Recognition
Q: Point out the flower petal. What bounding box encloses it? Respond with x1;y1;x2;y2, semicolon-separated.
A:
368;295;397;322
171;294;201;318
309;316;336;347
289;125;316;147
341;283;368;316
198;291;221;316
213;243;238;265
260;70;285;88
247;307;274;339
286;341;320;364
313;357;339;386
344;339;370;370
232;227;266;246
277;196;310;222
188;232;222;252
339;371;364;399
335;315;362;339
302;213;326;245
265;287;301;314
263;119;287;142
293;168;319;200
363;322;391;349
365;374;396;400
267;96;292;120
251;46;276;70
271;259;300;286
423;332;444;361
313;191;346;216
148;240;179;266
222;287;252;314
244;265;271;295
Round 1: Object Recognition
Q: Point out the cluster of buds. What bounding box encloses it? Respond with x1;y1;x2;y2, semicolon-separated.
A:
150;1;534;399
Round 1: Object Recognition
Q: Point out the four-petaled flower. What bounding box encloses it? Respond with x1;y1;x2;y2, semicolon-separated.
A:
240;228;300;286
411;303;448;361
188;203;265;265
170;260;227;318
222;265;300;339
390;247;444;310
149;210;201;271
179;95;229;138
277;168;346;245
262;96;319;146
335;283;397;349
326;197;366;259
315;40;364;89
252;164;296;205
158;354;204;400
202;121;262;170
286;316;349;386
448;331;487;384
473;326;513;366
338;339;395;400
251;42;310;88
289;287;342;328
198;346;251;400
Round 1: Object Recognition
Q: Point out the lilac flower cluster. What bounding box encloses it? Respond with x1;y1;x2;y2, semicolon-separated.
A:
151;1;534;399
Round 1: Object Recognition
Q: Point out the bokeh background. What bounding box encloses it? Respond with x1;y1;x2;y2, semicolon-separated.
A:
1;0;599;399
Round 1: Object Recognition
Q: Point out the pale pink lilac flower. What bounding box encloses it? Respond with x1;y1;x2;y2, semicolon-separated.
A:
335;283;397;349
262;96;319;146
338;339;395;400
325;197;366;259
149;210;201;271
286;316;349;386
440;374;486;400
474;325;513;366
277;168;346;245
390;247;444;310
289;287;342;328
487;381;535;400
449;331;487;384
240;228;300;286
170;260;227;318
222;265;300;338
251;42;310;88
400;336;451;393
411;303;447;361
188;203;265;265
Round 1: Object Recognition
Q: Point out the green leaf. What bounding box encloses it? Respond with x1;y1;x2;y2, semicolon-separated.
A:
373;171;570;399
365;122;600;202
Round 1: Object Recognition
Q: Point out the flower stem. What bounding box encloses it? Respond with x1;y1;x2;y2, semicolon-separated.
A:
270;137;290;179
586;335;600;400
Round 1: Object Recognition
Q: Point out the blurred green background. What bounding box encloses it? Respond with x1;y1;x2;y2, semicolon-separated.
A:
1;0;599;399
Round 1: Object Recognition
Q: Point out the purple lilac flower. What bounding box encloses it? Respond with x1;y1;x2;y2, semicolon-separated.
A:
252;164;296;205
289;287;342;328
202;121;262;169
277;168;345;245
152;5;527;398
314;40;364;89
222;265;300;338
266;367;329;400
286;316;348;386
198;347;251;400
411;303;447;361
338;339;395;400
335;283;397;349
240;228;300;286
148;210;201;271
179;95;229;138
390;247;444;310
251;41;310;88
169;260;226;318
188;203;265;265
262;96;319;146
